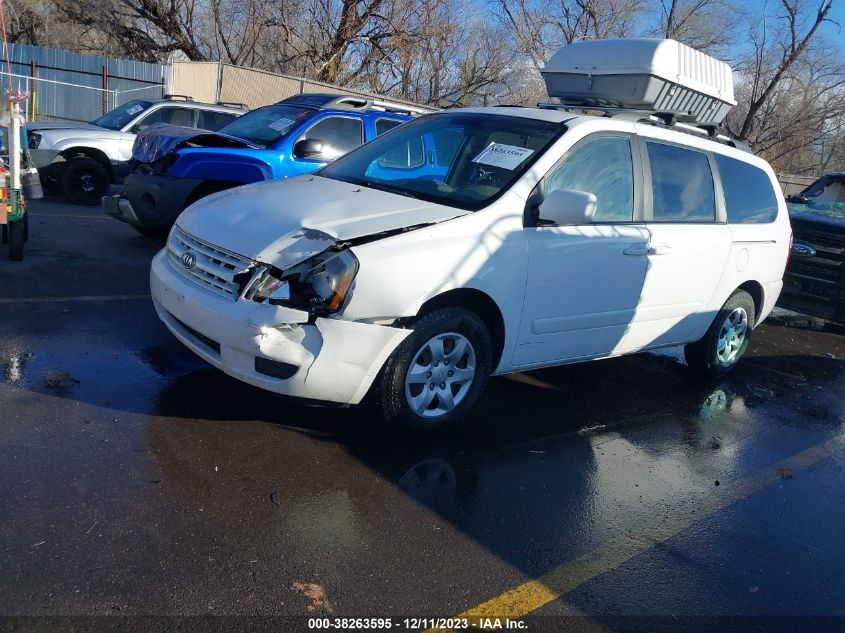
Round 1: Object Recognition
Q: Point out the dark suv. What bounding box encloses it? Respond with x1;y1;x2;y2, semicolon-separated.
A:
779;173;845;323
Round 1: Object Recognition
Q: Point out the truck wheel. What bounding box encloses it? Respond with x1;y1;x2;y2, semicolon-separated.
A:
685;289;756;376
376;307;492;431
61;157;110;206
8;220;24;261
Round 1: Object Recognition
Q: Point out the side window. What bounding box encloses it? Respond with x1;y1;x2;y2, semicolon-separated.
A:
715;155;779;223
647;142;715;222
136;107;195;130
376;120;424;169
432;128;463;168
298;116;364;159
544;136;634;222
375;119;403;135
197;110;238;131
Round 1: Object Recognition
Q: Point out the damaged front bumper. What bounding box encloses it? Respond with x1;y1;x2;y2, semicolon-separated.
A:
150;249;410;405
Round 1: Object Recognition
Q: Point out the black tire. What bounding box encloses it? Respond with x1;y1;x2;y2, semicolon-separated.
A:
685;289;756;377
376;307;493;431
61;157;110;206
8;220;24;261
130;224;169;239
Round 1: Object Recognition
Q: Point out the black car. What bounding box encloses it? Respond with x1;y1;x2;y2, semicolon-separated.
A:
779;173;845;323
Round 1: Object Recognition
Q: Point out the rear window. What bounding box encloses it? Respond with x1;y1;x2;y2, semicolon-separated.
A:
716;155;778;224
647;142;716;222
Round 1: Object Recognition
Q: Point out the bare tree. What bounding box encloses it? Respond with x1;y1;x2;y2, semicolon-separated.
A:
657;0;744;54
728;0;835;141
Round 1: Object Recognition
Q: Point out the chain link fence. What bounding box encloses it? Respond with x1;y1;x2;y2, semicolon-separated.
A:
778;174;818;197
6;73;164;123
2;43;165;123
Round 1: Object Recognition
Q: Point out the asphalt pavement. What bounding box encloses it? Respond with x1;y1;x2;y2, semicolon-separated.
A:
1;196;844;632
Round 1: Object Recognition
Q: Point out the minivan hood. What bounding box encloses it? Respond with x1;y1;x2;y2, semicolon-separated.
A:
133;124;259;163
177;176;469;266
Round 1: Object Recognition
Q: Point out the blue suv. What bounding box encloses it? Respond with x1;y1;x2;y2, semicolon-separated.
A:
103;94;421;236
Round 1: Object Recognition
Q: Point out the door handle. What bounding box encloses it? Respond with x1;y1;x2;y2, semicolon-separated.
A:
648;243;673;255
623;243;649;256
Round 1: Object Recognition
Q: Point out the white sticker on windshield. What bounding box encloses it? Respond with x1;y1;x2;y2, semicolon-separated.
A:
126;104;143;116
268;117;295;132
471;143;534;170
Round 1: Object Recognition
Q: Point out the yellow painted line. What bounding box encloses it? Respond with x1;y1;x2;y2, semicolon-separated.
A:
0;294;150;304
428;434;845;631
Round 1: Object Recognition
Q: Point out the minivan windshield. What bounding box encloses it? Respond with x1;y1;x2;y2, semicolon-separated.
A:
319;112;563;210
215;104;314;146
91;100;153;130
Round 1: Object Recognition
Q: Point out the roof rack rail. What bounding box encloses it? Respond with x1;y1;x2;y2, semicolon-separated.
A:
217;100;247;109
279;93;427;116
538;101;752;153
163;94;194;102
370;99;428;116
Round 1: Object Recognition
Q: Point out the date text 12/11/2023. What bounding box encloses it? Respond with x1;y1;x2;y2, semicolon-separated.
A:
307;617;528;630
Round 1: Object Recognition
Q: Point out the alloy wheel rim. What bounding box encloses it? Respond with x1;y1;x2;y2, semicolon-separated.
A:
404;331;476;418
716;307;748;365
79;174;97;194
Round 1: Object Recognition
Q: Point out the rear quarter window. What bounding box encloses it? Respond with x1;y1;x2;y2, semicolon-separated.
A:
716;155;779;224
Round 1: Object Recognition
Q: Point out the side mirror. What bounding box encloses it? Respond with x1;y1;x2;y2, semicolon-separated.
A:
538;188;597;225
293;138;324;158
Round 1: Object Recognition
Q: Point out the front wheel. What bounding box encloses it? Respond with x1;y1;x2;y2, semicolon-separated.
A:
61;157;110;205
376;307;493;431
685;289;756;376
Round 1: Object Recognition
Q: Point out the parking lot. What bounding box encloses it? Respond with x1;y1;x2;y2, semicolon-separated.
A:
2;196;844;631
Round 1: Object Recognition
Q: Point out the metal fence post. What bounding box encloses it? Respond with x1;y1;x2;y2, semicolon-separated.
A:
29;61;37;120
101;65;108;114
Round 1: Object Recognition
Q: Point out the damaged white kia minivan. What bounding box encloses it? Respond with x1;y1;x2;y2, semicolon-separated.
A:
150;39;791;429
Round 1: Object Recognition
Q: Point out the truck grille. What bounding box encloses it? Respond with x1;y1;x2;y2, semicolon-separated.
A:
166;225;254;299
787;228;845;286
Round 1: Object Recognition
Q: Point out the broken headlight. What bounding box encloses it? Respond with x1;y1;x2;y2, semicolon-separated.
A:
247;249;359;314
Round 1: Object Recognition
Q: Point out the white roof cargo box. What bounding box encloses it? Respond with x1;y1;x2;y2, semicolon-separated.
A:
541;39;736;125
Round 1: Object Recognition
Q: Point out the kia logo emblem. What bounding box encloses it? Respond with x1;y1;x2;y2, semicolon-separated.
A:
181;251;196;269
791;242;816;258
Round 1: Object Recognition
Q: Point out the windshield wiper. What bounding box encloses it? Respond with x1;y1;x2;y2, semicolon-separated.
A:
360;179;422;200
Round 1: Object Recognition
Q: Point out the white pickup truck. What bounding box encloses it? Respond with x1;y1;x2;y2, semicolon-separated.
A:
27;96;245;205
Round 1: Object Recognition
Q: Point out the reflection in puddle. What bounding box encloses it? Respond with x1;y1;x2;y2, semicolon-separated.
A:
699;389;728;422
1;348;33;384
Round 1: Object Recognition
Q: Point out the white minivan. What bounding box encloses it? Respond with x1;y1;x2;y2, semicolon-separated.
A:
150;41;791;430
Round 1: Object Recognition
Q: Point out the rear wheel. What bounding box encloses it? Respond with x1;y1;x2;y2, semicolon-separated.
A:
685;289;756;376
61;157;110;205
376;307;492;431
